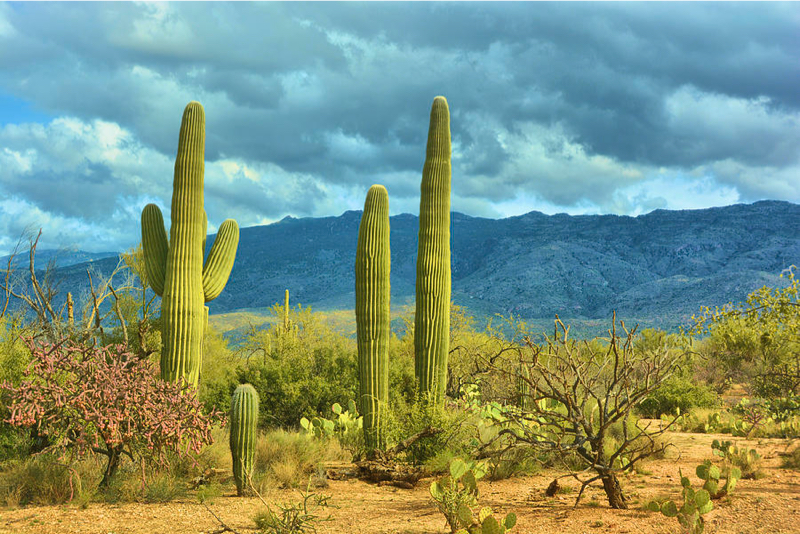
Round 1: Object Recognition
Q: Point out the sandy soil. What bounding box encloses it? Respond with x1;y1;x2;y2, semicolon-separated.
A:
1;431;798;534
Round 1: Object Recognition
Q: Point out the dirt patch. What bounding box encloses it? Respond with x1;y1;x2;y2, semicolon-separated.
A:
1;432;799;534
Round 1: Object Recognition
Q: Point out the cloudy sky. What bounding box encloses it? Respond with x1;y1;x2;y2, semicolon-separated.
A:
0;2;798;255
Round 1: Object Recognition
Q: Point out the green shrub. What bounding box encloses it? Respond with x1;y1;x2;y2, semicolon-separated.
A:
638;375;720;418
0;454;94;507
198;326;241;415
253;479;333;534
250;428;346;492
386;393;475;467
0;314;33;462
0;424;32;463
237;313;358;429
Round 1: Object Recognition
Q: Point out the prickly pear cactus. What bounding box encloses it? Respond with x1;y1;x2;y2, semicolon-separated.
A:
430;458;516;534
141;101;239;388
230;383;259;496
355;184;391;450
648;468;713;534
414;96;452;405
697;459;741;498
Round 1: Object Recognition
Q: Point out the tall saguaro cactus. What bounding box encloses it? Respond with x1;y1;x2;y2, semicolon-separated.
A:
355;184;391;450
414;96;452;405
141;101;239;388
229;383;259;496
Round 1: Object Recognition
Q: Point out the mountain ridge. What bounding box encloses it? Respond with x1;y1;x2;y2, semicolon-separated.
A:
3;200;797;335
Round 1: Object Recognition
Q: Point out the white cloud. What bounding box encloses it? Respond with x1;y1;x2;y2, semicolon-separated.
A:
664;85;800;166
610;174;741;215
0;3;17;38
0;2;798;255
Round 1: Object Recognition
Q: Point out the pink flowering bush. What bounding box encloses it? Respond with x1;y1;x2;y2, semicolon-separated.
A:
0;336;225;487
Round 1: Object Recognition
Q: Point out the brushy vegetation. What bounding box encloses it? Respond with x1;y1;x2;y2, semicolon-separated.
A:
0;224;797;534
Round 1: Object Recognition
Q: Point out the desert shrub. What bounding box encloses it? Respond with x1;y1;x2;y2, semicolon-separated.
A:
386;392;476;468
198;326;241;415
485;316;681;509
634;329;719;418
250;428;346;492
691;267;799;399
484;444;546;481
253;479;333;534
0;313;34;461
0;453;98;506
0;425;31;463
237;305;358;429
638;375;720;418
388;326;417;405
96;463;189;504
0;336;224;488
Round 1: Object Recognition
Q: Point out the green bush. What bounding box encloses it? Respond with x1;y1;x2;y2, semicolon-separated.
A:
0;454;94;507
638;375;720;418
251;428;346;492
0;424;32;463
198;326;241;415
0;313;34;462
386;393;475;468
235;305;359;429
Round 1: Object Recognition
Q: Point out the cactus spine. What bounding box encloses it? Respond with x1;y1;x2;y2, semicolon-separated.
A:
355;185;390;450
141;101;239;388
229;383;259;496
414;96;452;405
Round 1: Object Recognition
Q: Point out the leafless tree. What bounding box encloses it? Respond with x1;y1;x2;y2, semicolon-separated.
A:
481;313;682;509
0;229;153;353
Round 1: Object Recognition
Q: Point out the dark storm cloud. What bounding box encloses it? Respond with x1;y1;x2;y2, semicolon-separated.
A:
0;2;797;253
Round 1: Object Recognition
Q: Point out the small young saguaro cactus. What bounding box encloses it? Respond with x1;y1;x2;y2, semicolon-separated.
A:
141;101;239;388
230;383;259;496
283;289;291;332
414;96;452;405
355;184;391;450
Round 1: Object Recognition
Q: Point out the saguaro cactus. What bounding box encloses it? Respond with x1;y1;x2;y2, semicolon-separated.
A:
230;383;259;496
355;184;391;450
141;101;239;388
283;289;291;332
414;96;452;404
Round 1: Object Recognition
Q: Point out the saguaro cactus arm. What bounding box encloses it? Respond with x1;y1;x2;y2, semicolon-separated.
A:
203;218;239;302
141;203;168;297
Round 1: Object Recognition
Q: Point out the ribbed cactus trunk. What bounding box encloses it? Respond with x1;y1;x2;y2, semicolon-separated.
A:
66;292;74;329
141;101;239;388
230;383;259;496
283;289;290;332
355;185;391;450
414;96;452;405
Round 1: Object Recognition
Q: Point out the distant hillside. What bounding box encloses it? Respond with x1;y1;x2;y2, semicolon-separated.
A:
4;201;798;337
0;248;118;270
